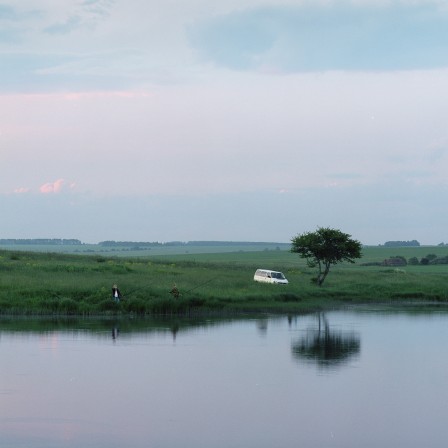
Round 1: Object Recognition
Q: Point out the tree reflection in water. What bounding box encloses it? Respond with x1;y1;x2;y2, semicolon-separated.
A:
292;313;360;369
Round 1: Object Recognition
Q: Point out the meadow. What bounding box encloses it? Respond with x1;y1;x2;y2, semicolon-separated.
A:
0;245;447;316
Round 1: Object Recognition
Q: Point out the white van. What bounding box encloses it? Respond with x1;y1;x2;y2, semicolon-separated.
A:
254;269;289;285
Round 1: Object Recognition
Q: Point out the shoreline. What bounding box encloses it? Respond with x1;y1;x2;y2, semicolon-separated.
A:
1;297;448;318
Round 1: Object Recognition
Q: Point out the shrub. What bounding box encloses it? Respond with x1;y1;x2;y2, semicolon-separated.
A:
58;298;79;314
148;298;175;314
382;257;407;266
124;299;148;314
42;297;60;312
186;296;206;307
430;256;448;265
98;299;119;312
275;293;301;302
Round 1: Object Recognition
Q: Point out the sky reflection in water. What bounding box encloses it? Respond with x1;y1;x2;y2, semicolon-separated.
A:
1;310;448;448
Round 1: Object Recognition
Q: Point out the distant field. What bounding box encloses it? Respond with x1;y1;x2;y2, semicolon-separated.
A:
148;245;448;267
0;242;446;263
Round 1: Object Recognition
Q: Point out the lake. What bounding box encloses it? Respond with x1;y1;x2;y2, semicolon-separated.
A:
1;306;448;448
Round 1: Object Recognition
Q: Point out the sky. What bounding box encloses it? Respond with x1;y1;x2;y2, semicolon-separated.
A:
1;0;448;245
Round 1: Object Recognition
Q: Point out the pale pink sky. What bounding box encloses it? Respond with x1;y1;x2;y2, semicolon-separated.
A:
1;0;448;244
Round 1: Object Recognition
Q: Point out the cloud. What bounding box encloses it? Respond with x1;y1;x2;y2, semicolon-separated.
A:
9;180;76;195
3;0;447;95
39;178;66;194
14;187;30;194
0;1;123;92
190;2;448;72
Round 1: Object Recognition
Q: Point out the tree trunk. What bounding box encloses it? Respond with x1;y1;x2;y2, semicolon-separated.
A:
317;263;331;286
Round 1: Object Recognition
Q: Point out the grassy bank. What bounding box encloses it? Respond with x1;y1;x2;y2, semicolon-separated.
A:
0;247;447;316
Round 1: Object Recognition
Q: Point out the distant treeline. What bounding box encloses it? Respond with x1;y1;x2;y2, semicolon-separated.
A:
99;241;164;247
0;239;289;247
381;240;420;247
98;240;287;247
362;253;448;267
0;239;82;245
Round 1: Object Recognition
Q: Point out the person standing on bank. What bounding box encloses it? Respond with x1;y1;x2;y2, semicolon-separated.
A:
170;283;180;299
112;284;122;303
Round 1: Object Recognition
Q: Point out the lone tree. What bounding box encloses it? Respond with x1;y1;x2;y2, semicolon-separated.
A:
291;227;362;286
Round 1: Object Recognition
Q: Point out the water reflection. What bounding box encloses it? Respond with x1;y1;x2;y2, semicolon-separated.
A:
0;315;237;337
291;313;360;369
111;327;120;340
3;309;448;448
256;318;268;335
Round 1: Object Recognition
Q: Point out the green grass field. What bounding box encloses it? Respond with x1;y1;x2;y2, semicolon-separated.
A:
0;245;447;316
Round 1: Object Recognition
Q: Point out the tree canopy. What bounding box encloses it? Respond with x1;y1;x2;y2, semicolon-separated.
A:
291;227;362;286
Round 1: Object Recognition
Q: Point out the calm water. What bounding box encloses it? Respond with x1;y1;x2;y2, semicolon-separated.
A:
1;307;448;448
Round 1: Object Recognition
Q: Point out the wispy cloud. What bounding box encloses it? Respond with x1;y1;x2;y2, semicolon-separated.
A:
190;2;448;72
3;1;447;95
80;0;115;18
43;0;115;35
44;15;82;35
0;1;120;91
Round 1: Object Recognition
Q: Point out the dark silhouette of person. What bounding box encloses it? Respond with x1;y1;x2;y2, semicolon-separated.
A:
112;284;122;303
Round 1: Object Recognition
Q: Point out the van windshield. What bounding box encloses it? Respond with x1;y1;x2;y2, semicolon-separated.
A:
271;272;285;279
